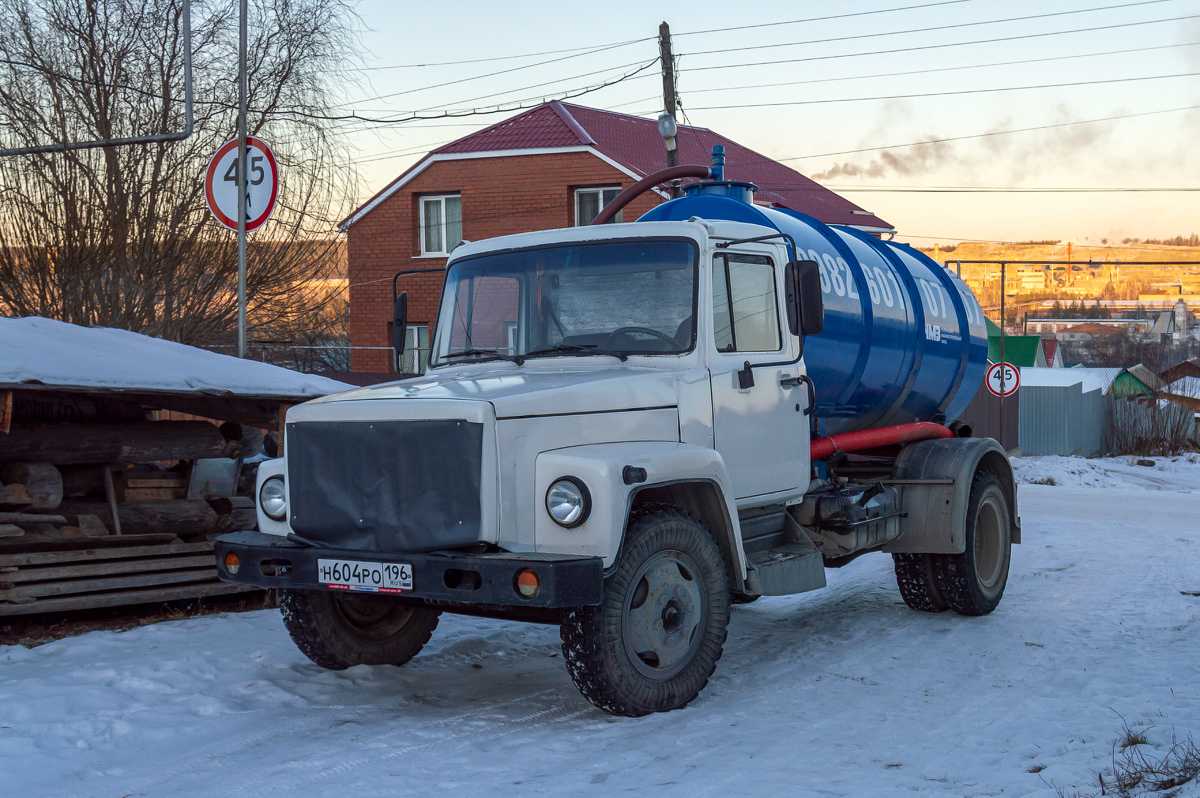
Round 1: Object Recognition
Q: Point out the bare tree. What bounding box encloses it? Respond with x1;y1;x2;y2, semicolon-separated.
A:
0;0;358;351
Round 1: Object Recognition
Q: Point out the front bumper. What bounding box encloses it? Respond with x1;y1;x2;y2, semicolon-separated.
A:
214;531;604;608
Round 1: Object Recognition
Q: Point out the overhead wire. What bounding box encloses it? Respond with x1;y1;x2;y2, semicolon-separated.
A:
678;0;1175;58
680;14;1200;73
686;71;1200;112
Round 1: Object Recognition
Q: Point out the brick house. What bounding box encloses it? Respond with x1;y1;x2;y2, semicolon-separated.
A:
339;101;893;373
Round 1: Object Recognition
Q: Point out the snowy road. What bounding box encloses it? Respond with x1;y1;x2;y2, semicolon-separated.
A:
3;456;1199;797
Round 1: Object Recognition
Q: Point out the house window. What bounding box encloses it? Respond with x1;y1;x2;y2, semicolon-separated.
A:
575;187;623;226
712;253;782;353
388;322;430;373
420;195;462;255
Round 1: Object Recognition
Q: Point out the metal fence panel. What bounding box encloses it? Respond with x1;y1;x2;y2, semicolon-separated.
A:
1019;384;1109;456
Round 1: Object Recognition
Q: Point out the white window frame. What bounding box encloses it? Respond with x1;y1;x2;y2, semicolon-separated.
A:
399;323;431;374
419;194;462;256
574;186;623;226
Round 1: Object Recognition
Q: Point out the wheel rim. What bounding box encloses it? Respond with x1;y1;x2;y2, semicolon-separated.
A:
332;595;414;641
973;496;1005;589
621;549;707;680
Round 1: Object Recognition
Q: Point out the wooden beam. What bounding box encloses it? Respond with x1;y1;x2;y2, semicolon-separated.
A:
0;540;212;568
0;566;219;600
0;581;258;616
0;390;11;433
0;554;216;585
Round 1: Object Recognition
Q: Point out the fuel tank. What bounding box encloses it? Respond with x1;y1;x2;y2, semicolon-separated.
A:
638;176;987;435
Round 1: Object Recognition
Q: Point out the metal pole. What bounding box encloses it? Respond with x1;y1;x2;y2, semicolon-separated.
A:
658;22;681;198
1000;262;1006;450
237;0;248;358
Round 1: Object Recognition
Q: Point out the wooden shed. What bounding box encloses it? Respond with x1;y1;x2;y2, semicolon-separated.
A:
0;317;350;617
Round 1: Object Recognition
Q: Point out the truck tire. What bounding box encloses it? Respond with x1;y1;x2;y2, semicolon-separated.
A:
893;553;948;613
559;506;730;717
279;589;440;670
933;470;1012;616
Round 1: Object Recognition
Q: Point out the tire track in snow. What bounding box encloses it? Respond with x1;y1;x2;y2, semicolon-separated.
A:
235;697;590;795
87;683;567;798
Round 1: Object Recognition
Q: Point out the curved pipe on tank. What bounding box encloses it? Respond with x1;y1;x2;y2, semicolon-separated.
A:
591;165;713;226
810;421;953;460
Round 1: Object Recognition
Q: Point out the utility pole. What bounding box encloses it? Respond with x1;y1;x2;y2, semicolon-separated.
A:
658;21;681;198
236;0;248;358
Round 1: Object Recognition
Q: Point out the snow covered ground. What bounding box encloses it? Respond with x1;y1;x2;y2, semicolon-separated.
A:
3;456;1199;797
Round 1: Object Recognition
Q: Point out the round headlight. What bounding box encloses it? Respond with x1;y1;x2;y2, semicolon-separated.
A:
545;477;590;528
259;476;287;521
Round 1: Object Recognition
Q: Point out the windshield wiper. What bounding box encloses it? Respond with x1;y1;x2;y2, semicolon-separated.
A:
441;348;524;364
522;343;628;362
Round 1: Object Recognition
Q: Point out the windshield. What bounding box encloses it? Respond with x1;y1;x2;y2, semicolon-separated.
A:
429;239;697;367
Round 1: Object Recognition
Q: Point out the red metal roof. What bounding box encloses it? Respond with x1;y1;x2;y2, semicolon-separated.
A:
1041;338;1059;364
344;101;892;230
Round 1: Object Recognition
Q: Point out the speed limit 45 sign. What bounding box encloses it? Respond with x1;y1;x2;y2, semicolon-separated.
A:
204;136;279;231
986;362;1020;398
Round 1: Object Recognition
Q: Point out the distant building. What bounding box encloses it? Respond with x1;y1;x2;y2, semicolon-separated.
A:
1056;322;1130;342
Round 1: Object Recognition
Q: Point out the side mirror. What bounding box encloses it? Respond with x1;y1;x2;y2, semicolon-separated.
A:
795;259;824;336
392;292;408;368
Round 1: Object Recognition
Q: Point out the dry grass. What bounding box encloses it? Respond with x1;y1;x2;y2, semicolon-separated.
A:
1056;722;1200;798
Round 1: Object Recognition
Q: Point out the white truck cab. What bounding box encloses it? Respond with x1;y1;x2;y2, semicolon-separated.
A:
218;216;1017;717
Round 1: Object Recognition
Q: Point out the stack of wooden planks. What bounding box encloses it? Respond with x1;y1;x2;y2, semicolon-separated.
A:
0;392;266;617
0;534;256;616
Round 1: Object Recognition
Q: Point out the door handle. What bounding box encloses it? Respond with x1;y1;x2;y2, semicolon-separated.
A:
780;374;816;415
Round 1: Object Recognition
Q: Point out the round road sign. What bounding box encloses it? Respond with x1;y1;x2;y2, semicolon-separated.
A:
986;362;1020;398
204;136;279;232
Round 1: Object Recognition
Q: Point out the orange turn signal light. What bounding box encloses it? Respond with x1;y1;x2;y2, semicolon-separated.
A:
515;568;539;598
224;552;240;575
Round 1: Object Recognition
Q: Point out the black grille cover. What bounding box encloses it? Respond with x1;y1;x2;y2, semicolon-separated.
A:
286;420;483;552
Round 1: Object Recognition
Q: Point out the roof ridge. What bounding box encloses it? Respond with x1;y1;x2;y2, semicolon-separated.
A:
559;101;711;133
548;101;595;146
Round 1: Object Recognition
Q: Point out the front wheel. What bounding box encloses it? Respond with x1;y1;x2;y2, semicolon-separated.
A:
280;590;441;670
560;506;730;717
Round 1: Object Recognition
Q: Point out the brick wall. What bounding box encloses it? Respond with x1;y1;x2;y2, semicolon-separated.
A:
347;151;665;372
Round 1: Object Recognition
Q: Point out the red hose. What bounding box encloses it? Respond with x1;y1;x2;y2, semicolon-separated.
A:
810;421;953;460
590;164;713;226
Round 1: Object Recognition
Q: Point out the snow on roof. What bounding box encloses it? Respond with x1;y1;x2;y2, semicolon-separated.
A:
1166;376;1200;399
0;317;352;399
1020;366;1122;394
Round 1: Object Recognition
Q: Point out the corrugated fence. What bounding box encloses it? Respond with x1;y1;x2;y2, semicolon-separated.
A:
1018;384;1109;457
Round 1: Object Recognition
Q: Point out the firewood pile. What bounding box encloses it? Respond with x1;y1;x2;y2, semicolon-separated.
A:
0;396;267;616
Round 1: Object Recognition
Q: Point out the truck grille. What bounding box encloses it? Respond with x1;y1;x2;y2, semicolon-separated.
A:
286;420;483;553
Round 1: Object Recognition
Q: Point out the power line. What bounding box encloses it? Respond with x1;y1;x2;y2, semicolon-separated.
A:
676;42;1200;98
687;71;1200;112
680;14;1200;73
327;44;648;108
286;59;658;125
770;105;1200;163
339;37;654;72
680;0;1174;58
674;0;980;37
826;186;1200;193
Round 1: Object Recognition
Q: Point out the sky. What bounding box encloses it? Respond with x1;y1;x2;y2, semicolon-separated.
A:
326;0;1200;246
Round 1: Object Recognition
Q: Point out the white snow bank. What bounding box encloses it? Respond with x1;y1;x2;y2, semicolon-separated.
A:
2;460;1199;797
1012;453;1200;490
0;317;352;399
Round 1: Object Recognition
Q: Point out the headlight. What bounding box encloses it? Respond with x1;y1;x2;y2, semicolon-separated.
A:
259;476;287;521
545;477;590;528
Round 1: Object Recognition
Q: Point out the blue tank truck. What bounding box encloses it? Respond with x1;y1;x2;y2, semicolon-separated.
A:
215;147;1018;717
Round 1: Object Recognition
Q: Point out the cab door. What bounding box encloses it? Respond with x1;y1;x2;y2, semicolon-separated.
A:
708;249;809;500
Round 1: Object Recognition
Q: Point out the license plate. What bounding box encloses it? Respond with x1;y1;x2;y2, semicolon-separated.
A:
317;559;413;593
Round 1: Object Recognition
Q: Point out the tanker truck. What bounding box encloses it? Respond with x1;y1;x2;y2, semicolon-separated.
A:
215;147;1019;717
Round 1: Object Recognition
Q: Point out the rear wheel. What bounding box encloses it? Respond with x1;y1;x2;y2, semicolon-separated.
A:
280;589;440;670
893;553;948;613
560;507;730;717
934;470;1012;616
